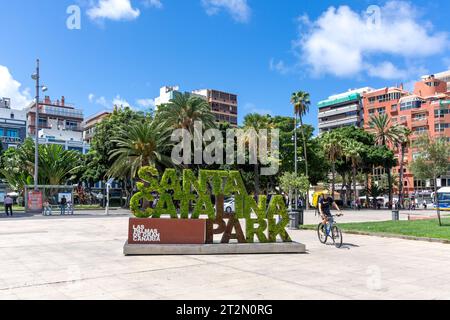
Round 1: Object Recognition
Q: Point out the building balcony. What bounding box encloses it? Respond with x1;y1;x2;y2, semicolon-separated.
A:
411;119;428;127
318;104;359;118
318;115;360;129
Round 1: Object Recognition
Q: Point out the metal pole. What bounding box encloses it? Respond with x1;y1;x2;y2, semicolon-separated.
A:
106;183;110;216
34;59;40;191
294;112;298;210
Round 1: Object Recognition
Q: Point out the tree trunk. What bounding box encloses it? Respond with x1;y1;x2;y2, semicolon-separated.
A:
341;172;346;207
353;165;357;211
399;144;405;209
331;162;336;197
365;172;370;209
387;165;392;210
299;116;310;210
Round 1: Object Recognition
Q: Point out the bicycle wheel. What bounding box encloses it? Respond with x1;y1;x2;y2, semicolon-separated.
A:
332;226;343;248
317;223;327;244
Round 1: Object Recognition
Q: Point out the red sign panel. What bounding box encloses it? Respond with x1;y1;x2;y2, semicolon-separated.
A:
27;191;43;212
128;218;206;245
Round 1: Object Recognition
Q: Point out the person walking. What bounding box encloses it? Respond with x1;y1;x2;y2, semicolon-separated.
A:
4;195;14;216
60;196;67;215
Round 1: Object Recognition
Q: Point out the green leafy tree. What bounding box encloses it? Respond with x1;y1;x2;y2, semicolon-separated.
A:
320;131;345;196
343;139;365;208
155;93;216;134
108;119;173;180
369;114;403;208
280;172;310;210
84;107;145;183
243;113;273;198
397;126;412;207
291;91;311;208
410;135;450;226
1;139;82;191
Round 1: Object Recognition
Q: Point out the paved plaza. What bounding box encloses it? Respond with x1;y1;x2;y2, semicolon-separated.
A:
0;211;449;300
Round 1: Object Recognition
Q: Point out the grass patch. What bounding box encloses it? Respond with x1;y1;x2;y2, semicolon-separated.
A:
302;219;450;241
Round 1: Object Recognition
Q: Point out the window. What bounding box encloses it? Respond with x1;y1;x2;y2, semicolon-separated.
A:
10;113;14;119
435;123;450;132
6;129;18;138
0;128;3;136
414;114;426;121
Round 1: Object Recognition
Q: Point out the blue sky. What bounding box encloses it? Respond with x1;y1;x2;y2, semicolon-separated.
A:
1;0;449;132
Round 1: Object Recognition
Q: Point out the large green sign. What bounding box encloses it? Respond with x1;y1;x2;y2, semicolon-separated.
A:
130;167;292;243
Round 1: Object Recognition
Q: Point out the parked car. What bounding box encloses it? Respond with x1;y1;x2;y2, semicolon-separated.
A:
224;198;235;213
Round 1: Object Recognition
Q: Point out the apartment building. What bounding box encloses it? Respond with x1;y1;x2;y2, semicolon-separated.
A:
25;96;89;153
155;86;238;126
0;97;27;150
26;96;84;136
83;110;112;144
422;70;450;92
363;76;450;197
318;87;374;134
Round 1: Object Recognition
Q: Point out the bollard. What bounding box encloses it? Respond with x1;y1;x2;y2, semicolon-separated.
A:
288;210;300;230
392;210;399;221
299;209;304;226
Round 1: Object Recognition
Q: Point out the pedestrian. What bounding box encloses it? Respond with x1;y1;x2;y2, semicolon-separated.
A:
60;196;67;215
43;200;52;216
4;195;13;216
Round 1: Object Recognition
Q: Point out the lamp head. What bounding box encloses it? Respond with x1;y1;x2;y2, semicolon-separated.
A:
41;86;48;92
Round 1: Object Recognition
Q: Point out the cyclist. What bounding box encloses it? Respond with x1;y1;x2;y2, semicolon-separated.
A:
318;190;342;224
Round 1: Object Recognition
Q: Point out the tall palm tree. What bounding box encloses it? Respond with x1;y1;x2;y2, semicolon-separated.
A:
397;126;412;208
156;93;216;134
320;131;344;197
108;119;173;180
343;140;365;210
243;113;273;199
291;91;311;209
369;114;403;208
38;144;83;185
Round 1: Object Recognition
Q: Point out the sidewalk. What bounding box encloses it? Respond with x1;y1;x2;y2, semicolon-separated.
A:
0;208;131;220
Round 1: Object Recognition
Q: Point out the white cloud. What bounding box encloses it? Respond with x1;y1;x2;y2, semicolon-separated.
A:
295;1;449;79
0;65;32;110
87;0;140;21
136;98;156;108
142;0;163;9
202;0;251;23
269;59;292;75
88;94;110;107
113;95;131;107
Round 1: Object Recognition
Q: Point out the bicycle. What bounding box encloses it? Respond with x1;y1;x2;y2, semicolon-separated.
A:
317;214;343;248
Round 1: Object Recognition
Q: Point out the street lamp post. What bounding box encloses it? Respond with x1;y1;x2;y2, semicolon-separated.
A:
31;59;47;191
294;111;298;210
33;59;40;191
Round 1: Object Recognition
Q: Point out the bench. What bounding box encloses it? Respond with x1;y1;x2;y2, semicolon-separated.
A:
42;205;74;216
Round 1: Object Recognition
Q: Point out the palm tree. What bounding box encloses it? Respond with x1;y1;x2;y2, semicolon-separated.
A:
38;144;82;185
320;131;344;197
243;113;273;199
291;91;311;209
343;140;365;210
397;126;412;208
108;119;173;180
369;114;403;208
156;93;216;134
